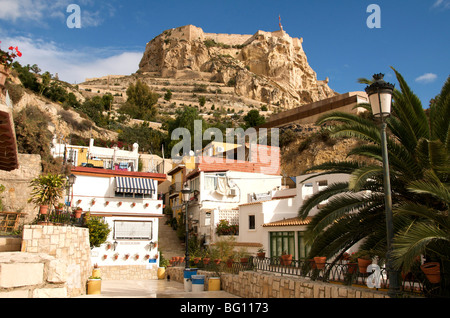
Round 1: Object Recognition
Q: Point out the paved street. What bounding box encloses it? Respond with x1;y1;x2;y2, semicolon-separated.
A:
75;279;240;298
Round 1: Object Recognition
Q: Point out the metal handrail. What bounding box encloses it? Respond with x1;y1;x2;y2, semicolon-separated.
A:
171;256;448;297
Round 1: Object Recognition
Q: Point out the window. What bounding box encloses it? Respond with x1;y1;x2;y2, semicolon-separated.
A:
249;215;255;230
301;182;313;200
115;192;152;199
204;173;226;191
189;177;200;192
269;231;295;258
114;221;153;240
297;231;310;260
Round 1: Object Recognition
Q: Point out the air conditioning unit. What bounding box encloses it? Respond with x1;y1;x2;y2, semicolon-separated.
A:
229;188;237;196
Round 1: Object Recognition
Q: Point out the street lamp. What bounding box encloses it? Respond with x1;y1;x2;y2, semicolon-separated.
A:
66;173;77;210
181;182;192;268
365;73;400;297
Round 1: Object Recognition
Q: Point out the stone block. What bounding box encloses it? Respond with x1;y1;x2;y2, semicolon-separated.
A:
0;263;44;288
32;287;68;298
0;289;30;298
46;259;68;283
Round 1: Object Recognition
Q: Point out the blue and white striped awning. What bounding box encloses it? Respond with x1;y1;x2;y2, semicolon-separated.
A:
115;177;155;194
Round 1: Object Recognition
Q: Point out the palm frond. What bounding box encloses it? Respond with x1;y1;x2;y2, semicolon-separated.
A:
349;165;383;191
392;221;450;270
298;182;349;219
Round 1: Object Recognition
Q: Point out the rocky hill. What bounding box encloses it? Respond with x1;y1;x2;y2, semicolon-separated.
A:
80;24;337;117
6;24;356;177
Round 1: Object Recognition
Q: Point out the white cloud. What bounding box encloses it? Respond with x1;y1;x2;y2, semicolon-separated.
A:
431;0;450;9
415;73;438;84
1;36;142;83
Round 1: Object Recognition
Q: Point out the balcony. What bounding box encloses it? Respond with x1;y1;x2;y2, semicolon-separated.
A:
169;182;182;194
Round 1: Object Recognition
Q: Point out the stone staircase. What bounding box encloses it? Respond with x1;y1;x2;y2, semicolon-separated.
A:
158;215;185;261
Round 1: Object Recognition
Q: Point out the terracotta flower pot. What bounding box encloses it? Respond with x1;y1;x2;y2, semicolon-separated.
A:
314;257;327;270
280;254;292;266
421;262;441;284
74;208;82;219
257;252;265;259
358;258;372;273
39;205;48;215
203;257;211;265
214;259;221;265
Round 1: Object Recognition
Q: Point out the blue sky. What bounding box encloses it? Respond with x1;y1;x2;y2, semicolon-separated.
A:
0;0;448;107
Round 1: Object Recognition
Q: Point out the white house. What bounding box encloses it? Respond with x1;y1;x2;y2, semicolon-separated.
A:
184;143;283;247
238;173;350;259
70;166;166;275
51;137;140;171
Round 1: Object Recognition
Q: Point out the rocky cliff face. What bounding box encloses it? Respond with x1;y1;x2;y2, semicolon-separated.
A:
139;25;337;109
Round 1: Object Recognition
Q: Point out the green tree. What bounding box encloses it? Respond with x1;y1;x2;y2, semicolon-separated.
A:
297;68;449;274
164;89;172;101
121;80;159;120
166;106;207;156
243;109;265;129
118;122;167;156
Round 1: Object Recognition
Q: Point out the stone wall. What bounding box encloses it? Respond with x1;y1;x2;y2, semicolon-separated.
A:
166;267;389;298
20;225;92;297
0;154;42;224
0;252;68;298
99;265;158;280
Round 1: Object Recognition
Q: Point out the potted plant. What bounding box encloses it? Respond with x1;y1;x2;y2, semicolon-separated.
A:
355;251;373;274
29;173;66;218
113;253;119;260
257;248;266;259
87;276;102;295
118;201;122;207
54;203;64;214
420;262;441;284
280;251;292;266
226;256;234;268
203;255;211;265
131;202;136;207
135;254;140;260
73;207;82;219
314;256;327;269
124;253;130;260
91;198;96;205
0;43;22;88
214;258;221;265
92;263;101;277
105;201;109;206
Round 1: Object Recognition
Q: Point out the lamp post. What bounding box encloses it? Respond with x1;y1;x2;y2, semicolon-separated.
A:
365;73;400;297
181;182;192;268
66;173;76;211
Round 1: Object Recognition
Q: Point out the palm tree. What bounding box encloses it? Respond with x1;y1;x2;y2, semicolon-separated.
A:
298;68;449;272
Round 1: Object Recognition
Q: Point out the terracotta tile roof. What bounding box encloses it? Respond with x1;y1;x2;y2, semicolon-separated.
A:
262;217;312;227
